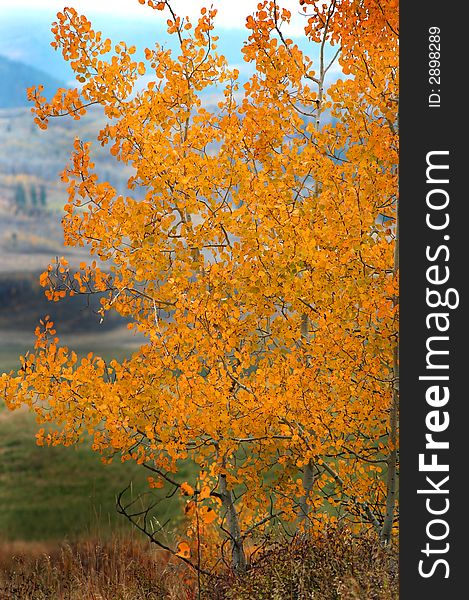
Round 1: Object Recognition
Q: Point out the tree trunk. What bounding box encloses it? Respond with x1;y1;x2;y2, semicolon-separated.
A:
380;211;399;546
380;343;399;546
297;458;315;531
218;472;247;572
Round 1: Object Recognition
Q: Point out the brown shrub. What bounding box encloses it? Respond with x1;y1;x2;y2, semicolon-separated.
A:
204;527;398;600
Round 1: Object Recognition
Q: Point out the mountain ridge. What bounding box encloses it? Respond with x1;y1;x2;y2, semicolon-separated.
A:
0;54;65;108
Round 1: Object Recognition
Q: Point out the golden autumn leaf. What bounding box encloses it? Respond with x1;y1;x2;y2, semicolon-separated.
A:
200;506;217;525
184;500;196;516
180;482;194;496
199;485;211;500
147;476;164;489
175;541;191;559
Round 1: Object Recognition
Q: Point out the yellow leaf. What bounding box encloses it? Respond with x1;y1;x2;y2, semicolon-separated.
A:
147;476;164;489
184;500;196;516
180;482;194;496
199;485;211;500
201;506;217;524
175;541;191;559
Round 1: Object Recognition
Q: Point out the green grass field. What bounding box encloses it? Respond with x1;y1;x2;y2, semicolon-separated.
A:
0;314;145;374
0;406;191;542
0;323;192;543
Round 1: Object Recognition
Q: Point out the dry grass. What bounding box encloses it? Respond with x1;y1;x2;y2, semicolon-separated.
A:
0;537;194;600
0;528;398;600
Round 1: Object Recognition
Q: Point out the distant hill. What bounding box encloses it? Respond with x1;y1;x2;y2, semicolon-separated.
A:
0;8;246;84
0;54;65;108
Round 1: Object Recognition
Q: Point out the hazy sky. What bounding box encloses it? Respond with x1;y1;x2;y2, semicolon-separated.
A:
0;0;342;88
0;0;308;35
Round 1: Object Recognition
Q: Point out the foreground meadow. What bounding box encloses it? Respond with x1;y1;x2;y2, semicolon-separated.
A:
0;529;398;599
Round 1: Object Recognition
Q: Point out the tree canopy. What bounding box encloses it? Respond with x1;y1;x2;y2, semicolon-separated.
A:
2;0;398;571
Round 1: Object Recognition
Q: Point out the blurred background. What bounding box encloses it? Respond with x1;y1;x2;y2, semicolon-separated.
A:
0;0;336;546
0;0;176;546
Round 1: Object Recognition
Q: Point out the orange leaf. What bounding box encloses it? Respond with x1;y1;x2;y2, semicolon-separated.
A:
180;482;194;496
184;500;196;516
147;476;164;489
175;541;191;559
199;485;211;500
201;507;217;524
